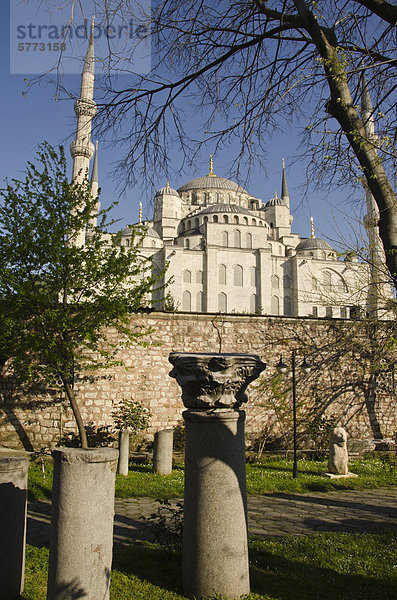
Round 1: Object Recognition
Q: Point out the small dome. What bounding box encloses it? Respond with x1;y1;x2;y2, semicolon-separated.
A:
295;238;333;252
178;175;249;194
156;185;180;197
192;203;254;217
146;227;161;239
265;192;287;208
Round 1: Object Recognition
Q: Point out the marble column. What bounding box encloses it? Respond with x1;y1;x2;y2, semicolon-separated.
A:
47;447;118;600
169;352;266;599
0;456;29;600
153;429;174;475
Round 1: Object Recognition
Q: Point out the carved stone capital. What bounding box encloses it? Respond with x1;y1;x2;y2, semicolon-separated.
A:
169;352;266;409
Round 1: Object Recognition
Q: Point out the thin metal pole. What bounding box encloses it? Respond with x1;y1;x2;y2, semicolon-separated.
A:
292;349;298;478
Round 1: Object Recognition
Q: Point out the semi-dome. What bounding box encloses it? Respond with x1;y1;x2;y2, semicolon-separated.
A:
121;225;161;239
295;238;333;252
178;175;249;195
191;203;254;217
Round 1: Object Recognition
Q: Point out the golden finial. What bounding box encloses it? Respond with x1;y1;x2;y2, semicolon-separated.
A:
139;201;142;224
275;190;278;199
95;140;98;150
282;157;285;169
310;216;315;238
91;17;95;36
166;180;170;191
208;155;216;177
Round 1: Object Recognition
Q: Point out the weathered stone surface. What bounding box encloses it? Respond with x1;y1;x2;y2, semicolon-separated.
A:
328;427;349;475
0;456;28;600
169;351;266;409
47;447;118;600
153;429;173;475
171;352;265;599
118;429;130;476
1;313;396;450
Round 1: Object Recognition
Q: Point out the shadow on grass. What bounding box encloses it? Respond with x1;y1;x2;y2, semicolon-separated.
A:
127;463;185;474
249;538;396;600
248;463;325;476
112;543;183;595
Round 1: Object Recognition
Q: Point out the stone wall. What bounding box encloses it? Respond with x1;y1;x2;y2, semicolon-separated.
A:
1;312;396;450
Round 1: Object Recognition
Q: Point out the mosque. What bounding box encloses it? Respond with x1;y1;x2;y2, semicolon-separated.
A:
71;31;385;319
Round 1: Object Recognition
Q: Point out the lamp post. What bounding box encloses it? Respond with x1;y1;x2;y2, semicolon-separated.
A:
276;349;311;478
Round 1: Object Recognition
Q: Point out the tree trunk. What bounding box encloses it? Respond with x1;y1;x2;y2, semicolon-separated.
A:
61;376;88;448
292;0;397;290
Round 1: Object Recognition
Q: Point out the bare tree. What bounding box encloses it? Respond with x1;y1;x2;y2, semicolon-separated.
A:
44;1;397;287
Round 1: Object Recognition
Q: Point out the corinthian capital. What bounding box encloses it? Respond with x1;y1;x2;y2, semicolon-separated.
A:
169;352;266;409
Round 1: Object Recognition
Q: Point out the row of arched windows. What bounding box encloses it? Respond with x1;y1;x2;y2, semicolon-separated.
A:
181;215;265;231
222;230;253;248
183;270;203;284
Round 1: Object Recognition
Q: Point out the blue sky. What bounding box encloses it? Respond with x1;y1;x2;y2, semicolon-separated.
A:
1;2;366;248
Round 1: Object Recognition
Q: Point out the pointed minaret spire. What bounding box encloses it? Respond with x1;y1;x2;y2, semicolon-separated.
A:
70;18;97;183
310;216;315;239
281;158;290;209
70;20;98;245
139;202;143;224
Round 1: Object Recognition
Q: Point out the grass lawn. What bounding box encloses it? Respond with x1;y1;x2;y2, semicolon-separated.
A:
28;455;397;501
22;530;397;599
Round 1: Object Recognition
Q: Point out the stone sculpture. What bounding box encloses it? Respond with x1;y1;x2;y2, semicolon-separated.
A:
328;427;349;475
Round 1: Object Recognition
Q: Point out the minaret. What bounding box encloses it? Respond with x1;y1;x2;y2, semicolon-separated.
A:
361;70;385;317
88;141;100;231
70;21;97;183
281;158;290;209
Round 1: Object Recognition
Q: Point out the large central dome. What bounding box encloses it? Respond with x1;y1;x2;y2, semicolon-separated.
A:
177;175;249;195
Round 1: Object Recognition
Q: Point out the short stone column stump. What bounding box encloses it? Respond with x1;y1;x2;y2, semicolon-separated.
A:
169;352;266;599
153;429;174;475
0;456;29;600
47;447;118;600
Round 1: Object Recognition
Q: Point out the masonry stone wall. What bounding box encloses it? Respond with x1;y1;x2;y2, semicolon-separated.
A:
1;312;396;451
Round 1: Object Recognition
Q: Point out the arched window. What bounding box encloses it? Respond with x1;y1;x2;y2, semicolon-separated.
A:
234;265;243;286
219;264;227;285
271;295;279;315
204;216;208;224
234;229;241;247
223;215;229;223
183;270;192;283
213;215;218;223
250;267;257;287
181;222;185;232
216;192;221;203
250;294;257;313
192;192;198;204
322;271;332;289
218;292;227;313
234;215;239;224
284;274;291;289
222;231;229;247
185;239;190;249
196;270;203;284
243;217;248;225
252;218;256;226
271;275;279;289
196;291;204;312
187;220;191;230
312;277;318;290
182;291;191;311
152;240;156;247
194;218;199;228
246;233;253;248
